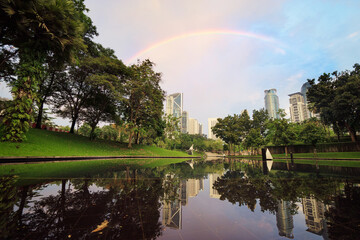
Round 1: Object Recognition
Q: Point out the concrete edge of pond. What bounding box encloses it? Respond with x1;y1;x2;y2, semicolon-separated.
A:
0;155;201;164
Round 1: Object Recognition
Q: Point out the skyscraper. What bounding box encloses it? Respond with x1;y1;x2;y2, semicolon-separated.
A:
181;111;188;133
301;82;320;119
166;93;183;119
188;118;199;135
208;118;219;140
199;123;203;135
264;89;280;119
289;92;308;123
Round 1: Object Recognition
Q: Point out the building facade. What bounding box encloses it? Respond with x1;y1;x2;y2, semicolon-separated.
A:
208;118;219;140
166;93;183;119
181;111;188;133
289;92;308;123
264;89;280;119
188;118;199;135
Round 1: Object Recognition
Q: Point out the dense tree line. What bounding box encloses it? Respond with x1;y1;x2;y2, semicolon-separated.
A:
212;108;327;155
0;0;165;148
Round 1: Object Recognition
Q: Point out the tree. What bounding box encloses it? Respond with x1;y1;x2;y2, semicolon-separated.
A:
307;64;360;142
252;108;270;137
52;54;127;133
121;60;165;148
299;118;326;149
267;109;297;156
0;0;85;141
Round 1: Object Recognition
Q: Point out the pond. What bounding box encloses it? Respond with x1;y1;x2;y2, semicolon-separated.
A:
1;158;360;239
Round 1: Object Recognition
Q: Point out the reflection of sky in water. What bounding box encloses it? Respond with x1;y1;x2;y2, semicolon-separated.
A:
159;175;323;240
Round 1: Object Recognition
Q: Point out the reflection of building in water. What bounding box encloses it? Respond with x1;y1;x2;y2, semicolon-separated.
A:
276;200;294;239
162;177;204;229
302;196;329;239
187;178;204;198
162;197;182;229
209;173;222;199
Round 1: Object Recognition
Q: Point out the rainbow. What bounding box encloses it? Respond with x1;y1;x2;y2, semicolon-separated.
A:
126;29;281;64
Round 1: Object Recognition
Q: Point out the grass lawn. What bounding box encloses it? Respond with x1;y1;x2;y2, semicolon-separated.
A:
0;128;199;157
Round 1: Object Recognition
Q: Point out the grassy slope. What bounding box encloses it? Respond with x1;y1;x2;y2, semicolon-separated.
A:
0;128;196;157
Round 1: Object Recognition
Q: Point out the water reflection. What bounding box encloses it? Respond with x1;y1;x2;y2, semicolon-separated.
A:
0;159;360;239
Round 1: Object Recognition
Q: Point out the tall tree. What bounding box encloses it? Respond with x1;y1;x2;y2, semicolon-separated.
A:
121;60;165;148
307;64;360;142
52;54;127;133
0;0;85;141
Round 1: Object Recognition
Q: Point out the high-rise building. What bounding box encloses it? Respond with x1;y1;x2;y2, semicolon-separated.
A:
208;118;219;140
188;118;199;135
264;89;280;119
199;123;203;135
289;92;308;123
181;111;188;133
301;82;320;119
166;93;183;119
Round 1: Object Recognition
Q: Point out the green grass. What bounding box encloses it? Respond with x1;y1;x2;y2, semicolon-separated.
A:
0;128;198;157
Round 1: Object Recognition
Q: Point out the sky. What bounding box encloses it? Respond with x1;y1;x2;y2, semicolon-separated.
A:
1;0;360;134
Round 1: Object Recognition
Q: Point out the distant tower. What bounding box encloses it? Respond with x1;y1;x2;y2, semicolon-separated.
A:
181;111;188;133
289;92;308;123
199;123;203;135
208;118;219;140
301;82;320;119
264;89;280;119
188;118;199;135
166;93;183;118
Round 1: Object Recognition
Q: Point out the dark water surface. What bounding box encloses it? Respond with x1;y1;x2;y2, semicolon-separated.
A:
1;159;360;240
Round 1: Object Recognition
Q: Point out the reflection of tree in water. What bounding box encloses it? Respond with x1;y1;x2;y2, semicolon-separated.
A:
326;181;360;240
2;170;164;240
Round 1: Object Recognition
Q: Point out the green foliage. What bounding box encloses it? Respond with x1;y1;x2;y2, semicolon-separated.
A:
121;60;165;148
0;0;86;141
307;64;360;142
299;119;326;147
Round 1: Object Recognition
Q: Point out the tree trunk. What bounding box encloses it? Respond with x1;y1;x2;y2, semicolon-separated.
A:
345;123;357;142
128;129;134;148
285;146;288;156
36;100;45;129
90;125;96;140
70;117;77;134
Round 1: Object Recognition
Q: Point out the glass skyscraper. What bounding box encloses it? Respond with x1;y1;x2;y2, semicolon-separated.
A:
264;89;280;119
166;93;183;118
